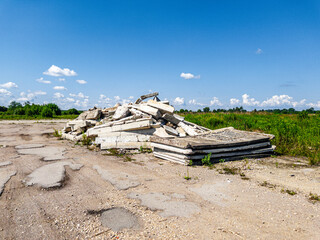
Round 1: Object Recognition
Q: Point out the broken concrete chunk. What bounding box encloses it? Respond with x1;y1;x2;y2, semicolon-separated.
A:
178;122;198;137
77;111;88;120
86;109;101;120
135;92;159;104
132;105;161;119
113;105;130;120
176;127;187;137
147;100;174;114
63;126;72;133
153;128;175;139
163;125;179;136
162;113;181;125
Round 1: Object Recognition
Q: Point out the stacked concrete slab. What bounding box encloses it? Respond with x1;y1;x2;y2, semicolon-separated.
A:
151;127;275;165
61;92;275;165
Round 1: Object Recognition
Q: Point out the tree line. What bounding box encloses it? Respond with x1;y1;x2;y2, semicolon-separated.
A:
0;101;81;117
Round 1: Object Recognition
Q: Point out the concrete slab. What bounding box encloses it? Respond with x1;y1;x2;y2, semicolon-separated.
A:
178;122;198;137
15;144;45;149
100;141;151;150
127;192;200;218
100;207;141;231
93;165;140;190
0;169;17;196
0;161;12;167
147;100;174;114
163;125;179;136
17;146;66;161
23;161;83;189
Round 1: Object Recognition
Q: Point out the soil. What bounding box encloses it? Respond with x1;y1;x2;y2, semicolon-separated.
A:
0;120;319;240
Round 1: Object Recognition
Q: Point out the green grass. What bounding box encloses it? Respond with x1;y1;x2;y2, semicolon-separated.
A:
183;112;320;165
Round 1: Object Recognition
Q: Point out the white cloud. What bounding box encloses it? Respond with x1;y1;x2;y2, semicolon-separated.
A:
256;48;263;54
69;92;87;98
210;97;222;106
65;97;75;103
36;77;51;84
43;65;77;77
242;94;260;106
180;72;200;80
173;97;184;105
0;89;12;96
58;78;65;82
16;97;29;102
307;101;320;108
0;82;18;89
17;90;47;101
76;80;87;84
53;86;67;91
230;98;240;105
34;91;47;96
292;99;306;108
114;96;121;101
53;92;64;98
74;98;89;108
129;96;134;99
260;95;293;107
188;99;205;106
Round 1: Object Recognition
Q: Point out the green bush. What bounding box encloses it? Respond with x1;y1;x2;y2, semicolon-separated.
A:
41;107;53;117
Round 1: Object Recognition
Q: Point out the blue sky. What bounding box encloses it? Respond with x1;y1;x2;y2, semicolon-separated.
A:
0;0;320;110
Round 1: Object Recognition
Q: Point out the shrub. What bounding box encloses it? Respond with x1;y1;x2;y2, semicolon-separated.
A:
41;107;53;117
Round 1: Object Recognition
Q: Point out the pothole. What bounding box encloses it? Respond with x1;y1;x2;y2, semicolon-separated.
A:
100;207;141;232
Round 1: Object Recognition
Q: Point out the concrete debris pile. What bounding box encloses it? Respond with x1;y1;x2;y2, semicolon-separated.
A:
61;92;275;165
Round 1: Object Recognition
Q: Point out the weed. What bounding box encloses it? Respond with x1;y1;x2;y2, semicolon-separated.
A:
202;153;212;166
239;172;250;180
308;193;320;202
53;129;62;138
281;189;297;195
139;146;152;153
259;181;276;188
81;133;92;147
184;167;191;180
219;166;239;175
219;159;225;163
123;155;135;162
188;160;193;166
275;162;279;168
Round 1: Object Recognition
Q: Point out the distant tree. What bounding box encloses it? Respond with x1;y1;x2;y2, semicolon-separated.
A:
65;108;79;115
8;101;22;109
197;109;202;113
203;107;210;112
46;103;61;115
41;106;53;117
0;106;7;112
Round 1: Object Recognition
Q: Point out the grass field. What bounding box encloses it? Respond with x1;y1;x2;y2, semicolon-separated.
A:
184;112;320;165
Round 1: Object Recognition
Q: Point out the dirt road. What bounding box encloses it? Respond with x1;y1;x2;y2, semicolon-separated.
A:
0;120;319;239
